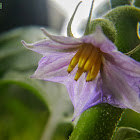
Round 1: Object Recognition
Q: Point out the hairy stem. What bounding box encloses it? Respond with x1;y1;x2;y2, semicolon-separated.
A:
69;104;123;140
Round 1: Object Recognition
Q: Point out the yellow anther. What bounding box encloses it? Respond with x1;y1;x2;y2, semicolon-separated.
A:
67;65;74;73
67;43;102;82
84;48;99;72
74;68;84;81
90;56;102;80
78;44;93;68
67;46;83;73
86;69;92;82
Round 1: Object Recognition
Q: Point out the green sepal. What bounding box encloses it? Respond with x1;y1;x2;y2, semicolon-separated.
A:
110;0;133;8
67;1;82;37
104;6;140;53
88;18;116;42
69;104;123;140
113;127;140;140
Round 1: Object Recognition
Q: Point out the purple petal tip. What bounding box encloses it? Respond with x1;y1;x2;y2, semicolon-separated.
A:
21;40;27;47
30;75;35;78
41;28;50;36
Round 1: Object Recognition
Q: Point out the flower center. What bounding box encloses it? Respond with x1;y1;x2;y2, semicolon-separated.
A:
67;43;102;82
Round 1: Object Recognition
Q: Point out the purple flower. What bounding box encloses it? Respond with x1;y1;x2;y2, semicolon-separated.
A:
22;27;140;119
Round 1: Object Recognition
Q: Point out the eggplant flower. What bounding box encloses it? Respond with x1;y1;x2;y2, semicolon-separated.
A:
21;1;140;119
21;26;140;119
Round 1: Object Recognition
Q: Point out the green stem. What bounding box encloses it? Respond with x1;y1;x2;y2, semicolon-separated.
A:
84;0;95;35
125;44;140;56
69;104;123;140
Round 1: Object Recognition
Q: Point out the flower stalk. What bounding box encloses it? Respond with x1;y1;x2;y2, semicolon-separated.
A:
69;104;123;140
125;44;140;56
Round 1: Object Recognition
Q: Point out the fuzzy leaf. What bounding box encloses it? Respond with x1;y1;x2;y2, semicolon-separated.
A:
104;6;140;55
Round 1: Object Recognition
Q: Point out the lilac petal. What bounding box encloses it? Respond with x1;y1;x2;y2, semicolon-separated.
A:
104;51;140;77
65;67;102;119
101;60;140;113
31;52;75;83
21;40;79;55
22;27;117;56
41;28;83;45
122;72;140;95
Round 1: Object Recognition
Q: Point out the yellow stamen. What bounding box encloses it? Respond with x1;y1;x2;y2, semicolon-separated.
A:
78;44;93;68
84;48;100;72
74;68;84;81
67;46;83;73
86;69;93;82
67;43;102;82
89;56;102;81
67;65;74;73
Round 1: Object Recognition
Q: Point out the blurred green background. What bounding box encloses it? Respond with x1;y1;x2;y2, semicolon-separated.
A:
0;0;74;139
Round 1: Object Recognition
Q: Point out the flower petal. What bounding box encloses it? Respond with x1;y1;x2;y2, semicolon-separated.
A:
101;60;140;113
65;67;102;119
104;51;140;77
31;52;75;83
21;40;79;55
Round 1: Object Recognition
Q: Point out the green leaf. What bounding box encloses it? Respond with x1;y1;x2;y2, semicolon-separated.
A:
113;127;140;140
0;71;48;105
0;78;50;140
104;6;140;54
110;0;133;8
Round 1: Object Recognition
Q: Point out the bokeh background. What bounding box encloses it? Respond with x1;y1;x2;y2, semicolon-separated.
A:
1;0;140;140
